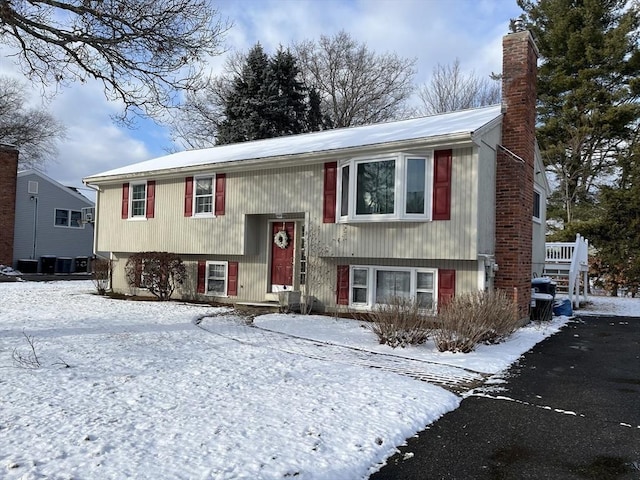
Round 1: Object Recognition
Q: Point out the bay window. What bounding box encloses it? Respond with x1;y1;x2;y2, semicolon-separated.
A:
339;153;431;221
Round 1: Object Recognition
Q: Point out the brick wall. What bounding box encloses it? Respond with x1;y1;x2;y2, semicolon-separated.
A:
0;145;18;266
495;31;539;320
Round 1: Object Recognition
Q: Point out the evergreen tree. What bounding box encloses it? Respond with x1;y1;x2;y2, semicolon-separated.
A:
216;45;319;145
217;44;271;144
307;87;327;131
517;0;640;224
586;143;640;296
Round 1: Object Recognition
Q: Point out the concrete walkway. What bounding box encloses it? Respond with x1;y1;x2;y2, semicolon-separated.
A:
370;315;640;479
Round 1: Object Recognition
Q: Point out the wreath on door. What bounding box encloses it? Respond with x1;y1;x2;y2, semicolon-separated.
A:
274;230;289;249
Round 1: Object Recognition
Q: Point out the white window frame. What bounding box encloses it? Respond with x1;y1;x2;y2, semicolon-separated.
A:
193;174;215;217
54;208;83;229
349;265;438;311
129;181;147;219
205;261;228;297
338;152;432;222
533;186;542;224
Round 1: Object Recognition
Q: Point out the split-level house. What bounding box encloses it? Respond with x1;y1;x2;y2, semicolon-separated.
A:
84;30;546;319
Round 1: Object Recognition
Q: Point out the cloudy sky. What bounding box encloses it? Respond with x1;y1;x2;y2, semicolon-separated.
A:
1;0;523;199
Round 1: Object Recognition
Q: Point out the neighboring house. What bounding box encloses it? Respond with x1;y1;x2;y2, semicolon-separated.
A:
84;30;544;319
13;170;94;273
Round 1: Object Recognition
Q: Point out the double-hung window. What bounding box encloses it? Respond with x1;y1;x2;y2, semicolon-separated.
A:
206;261;228;296
338;153;432;222
54;208;83;228
350;266;437;310
130;182;147;218
194;176;214;215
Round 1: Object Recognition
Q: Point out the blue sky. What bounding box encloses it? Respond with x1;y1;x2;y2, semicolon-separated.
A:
1;0;523;198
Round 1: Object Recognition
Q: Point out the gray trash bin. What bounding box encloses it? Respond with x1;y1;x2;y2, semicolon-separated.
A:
531;292;553;321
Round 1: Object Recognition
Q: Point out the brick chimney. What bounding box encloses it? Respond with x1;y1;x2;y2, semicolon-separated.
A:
495;30;539;320
0;144;19;266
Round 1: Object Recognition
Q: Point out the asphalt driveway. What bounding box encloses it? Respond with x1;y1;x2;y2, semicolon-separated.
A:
370;315;640;480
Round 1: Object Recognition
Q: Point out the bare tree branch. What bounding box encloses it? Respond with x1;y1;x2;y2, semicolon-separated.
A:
0;75;65;169
0;0;231;121
418;58;501;115
293;30;416;127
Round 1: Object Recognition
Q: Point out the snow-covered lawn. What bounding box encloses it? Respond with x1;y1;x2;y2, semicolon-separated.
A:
0;281;633;479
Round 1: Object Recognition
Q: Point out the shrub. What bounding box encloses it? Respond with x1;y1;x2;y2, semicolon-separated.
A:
434;290;518;353
125;252;187;301
92;257;112;295
369;296;435;348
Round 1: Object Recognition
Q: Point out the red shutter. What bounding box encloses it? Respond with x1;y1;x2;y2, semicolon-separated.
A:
184;176;194;217
146;180;155;218
197;260;206;294
336;264;350;305
438;269;456;309
215;173;226;216
323;162;337;223
432;149;452;220
121;183;129;219
227;261;238;296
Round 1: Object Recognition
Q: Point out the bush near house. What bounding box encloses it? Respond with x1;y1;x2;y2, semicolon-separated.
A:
369;290;519;353
434;290;518;353
92;257;112;295
369;296;435;348
125;252;187;301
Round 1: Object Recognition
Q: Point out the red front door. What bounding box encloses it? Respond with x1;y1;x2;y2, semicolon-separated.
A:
271;222;295;291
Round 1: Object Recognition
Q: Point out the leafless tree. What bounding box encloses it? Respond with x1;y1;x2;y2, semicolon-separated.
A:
169;51;245;149
293;30;417;127
0;76;65;169
418;59;501;115
0;0;231;121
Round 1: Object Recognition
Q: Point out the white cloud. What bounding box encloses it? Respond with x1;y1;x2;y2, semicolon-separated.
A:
2;0;526;192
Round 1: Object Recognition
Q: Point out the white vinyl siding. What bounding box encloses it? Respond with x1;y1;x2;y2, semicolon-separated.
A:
94;147;483;260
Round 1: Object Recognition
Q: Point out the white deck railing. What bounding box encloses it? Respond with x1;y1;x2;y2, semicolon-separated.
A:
545;234;589;308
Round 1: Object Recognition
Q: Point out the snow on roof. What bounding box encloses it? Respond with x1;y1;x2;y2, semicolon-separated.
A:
86;104;502;181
